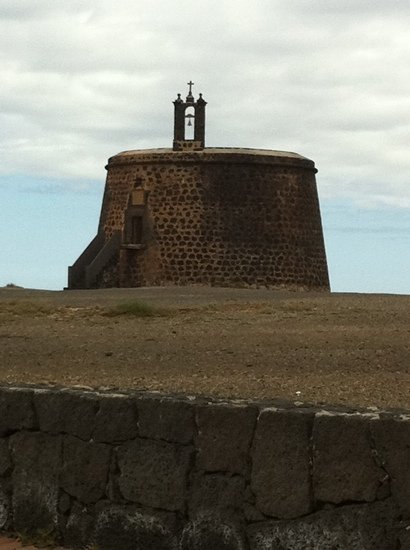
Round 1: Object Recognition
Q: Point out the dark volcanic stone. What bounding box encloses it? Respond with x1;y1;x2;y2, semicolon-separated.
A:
251;408;313;518
247;501;395;550
93;394;138;443
180;513;247;550
371;415;410;516
94;506;177;550
58;492;71;515
196;404;257;475
34;389;99;441
0;483;10;529
396;525;410;549
117;438;193;511
137;396;195;444
63;501;94;549
0;388;35;435
313;412;383;504
0;439;11;475
10;431;61;536
61;435;111;504
189;473;246;517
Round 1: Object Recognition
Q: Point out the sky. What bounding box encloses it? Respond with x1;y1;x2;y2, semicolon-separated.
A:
0;0;409;294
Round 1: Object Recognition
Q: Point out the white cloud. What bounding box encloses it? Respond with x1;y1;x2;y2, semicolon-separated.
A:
0;0;409;209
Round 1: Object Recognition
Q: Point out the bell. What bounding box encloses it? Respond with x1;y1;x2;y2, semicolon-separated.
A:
187;118;192;126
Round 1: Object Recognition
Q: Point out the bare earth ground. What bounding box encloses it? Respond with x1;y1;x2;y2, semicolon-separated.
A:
0;286;409;410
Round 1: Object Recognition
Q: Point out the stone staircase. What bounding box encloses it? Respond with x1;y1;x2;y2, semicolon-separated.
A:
67;230;121;289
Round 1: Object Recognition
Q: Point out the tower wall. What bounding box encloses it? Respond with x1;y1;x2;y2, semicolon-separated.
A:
95;148;329;290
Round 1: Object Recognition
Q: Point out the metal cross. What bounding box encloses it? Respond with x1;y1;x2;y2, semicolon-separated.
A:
187;80;194;94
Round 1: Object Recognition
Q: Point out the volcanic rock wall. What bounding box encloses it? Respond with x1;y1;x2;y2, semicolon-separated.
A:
0;385;408;549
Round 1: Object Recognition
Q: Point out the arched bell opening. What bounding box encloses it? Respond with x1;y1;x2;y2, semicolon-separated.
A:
184;106;195;140
172;82;207;151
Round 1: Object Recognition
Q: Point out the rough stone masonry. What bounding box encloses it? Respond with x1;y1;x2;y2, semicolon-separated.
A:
0;385;409;549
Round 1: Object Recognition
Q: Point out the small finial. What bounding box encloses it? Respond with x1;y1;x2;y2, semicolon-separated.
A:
197;92;206;105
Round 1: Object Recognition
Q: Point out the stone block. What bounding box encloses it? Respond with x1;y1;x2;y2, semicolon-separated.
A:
93;394;138;443
0;388;35;435
180;512;247;550
10;430;61;473
117;438;193;511
312;412;383;504
63;501;94;549
138;396;195;444
189;473;246;517
371;415;410;516
9;431;61;536
94;506;177;550
61;435;111;504
0;483;10;529
34;389;99;441
251;408;313;519
396;524;410;550
247;501;395;550
196;404;257;475
58;491;71;514
106;466;123;503
0;439;11;475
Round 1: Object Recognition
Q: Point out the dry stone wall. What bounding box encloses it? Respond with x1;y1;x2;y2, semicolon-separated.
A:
0;385;408;549
95;148;330;290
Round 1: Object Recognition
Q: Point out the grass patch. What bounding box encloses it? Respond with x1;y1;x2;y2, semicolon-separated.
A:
105;300;166;318
0;300;53;317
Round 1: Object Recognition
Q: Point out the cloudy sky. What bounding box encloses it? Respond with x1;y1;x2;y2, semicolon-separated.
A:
0;0;409;292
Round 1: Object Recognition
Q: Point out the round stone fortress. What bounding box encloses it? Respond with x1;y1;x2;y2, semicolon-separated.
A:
68;84;330;290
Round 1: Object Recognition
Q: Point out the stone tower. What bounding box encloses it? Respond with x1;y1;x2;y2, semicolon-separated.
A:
68;83;330;291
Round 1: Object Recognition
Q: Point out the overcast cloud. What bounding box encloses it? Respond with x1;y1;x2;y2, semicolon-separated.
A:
1;0;410;208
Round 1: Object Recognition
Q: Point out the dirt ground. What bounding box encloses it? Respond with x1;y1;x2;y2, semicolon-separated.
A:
0;286;409;410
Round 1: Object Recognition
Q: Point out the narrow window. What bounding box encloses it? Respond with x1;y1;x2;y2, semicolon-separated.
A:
134;176;143;188
131;216;143;244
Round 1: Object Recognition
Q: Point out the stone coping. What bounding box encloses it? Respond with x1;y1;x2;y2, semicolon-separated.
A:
106;147;316;170
1;383;409;417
